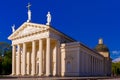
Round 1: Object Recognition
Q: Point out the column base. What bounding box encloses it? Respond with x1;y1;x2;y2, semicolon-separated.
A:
45;73;51;77
31;74;36;76
53;74;59;77
11;73;16;75
39;73;43;76
53;71;58;76
21;74;27;76
17;74;21;76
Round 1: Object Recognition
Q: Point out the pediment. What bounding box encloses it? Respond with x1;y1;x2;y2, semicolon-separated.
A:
8;22;50;40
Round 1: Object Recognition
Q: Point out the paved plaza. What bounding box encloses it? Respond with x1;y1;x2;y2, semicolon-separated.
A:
0;76;120;80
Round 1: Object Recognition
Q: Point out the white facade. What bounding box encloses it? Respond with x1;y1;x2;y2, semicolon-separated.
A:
8;22;111;76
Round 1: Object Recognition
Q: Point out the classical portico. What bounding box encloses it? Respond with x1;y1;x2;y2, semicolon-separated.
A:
11;38;58;76
8;21;74;76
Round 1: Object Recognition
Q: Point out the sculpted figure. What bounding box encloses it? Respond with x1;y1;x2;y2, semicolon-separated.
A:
46;11;51;25
12;24;15;33
26;3;31;22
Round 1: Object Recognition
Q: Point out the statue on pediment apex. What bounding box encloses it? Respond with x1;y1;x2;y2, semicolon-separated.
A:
26;3;31;22
46;11;51;25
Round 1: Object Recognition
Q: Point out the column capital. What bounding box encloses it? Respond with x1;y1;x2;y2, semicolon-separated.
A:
12;44;17;46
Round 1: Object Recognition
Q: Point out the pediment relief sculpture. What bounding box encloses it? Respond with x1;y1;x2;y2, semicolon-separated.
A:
8;22;49;40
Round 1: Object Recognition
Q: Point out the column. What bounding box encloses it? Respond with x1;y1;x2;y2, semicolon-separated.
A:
46;38;51;76
27;52;30;75
32;40;36;75
53;41;58;76
91;56;93;75
39;39;43;76
57;42;60;76
12;45;16;75
93;57;94;75
17;44;21;75
28;52;31;75
22;43;26;75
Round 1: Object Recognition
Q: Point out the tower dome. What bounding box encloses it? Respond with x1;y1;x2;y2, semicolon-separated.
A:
95;38;109;52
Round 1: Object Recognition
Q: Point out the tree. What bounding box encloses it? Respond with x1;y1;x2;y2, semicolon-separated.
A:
0;56;2;74
112;62;120;76
2;50;12;74
0;42;12;75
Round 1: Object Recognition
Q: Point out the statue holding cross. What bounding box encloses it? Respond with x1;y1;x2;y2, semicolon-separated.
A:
26;3;31;22
26;3;31;10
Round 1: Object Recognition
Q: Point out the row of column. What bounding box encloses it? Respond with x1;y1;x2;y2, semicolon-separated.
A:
12;38;54;76
79;52;104;76
91;56;104;75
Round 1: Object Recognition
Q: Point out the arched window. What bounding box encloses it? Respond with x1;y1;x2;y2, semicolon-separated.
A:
67;61;71;72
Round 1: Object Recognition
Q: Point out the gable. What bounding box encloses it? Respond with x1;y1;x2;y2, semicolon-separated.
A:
8;22;49;40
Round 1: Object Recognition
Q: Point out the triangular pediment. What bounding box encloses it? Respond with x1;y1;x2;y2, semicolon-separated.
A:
8;22;50;40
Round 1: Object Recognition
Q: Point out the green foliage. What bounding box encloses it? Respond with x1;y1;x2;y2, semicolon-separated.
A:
0;42;11;56
0;56;2;74
112;62;120;76
0;42;12;75
2;50;12;74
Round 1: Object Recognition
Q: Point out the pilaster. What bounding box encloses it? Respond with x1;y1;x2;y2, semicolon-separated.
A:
53;41;58;76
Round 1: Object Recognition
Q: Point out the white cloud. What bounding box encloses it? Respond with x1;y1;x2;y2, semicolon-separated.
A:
112;57;120;62
111;50;120;55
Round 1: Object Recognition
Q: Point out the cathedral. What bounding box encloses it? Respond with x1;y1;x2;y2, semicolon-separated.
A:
8;4;111;76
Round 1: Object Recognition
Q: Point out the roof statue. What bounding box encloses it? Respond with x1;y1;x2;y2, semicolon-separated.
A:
46;11;51;25
26;3;31;22
12;24;15;33
98;38;103;44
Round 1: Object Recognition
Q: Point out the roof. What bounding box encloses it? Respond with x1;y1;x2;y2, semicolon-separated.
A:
8;22;76;42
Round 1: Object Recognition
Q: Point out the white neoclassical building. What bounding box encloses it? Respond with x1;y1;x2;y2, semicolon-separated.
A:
8;4;111;77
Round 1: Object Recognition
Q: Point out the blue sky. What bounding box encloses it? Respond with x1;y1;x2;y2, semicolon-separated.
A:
0;0;120;59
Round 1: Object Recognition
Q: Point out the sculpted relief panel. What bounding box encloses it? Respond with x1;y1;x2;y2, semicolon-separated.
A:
20;26;39;35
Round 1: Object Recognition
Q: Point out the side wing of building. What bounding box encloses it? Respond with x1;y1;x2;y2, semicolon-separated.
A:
61;42;111;76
